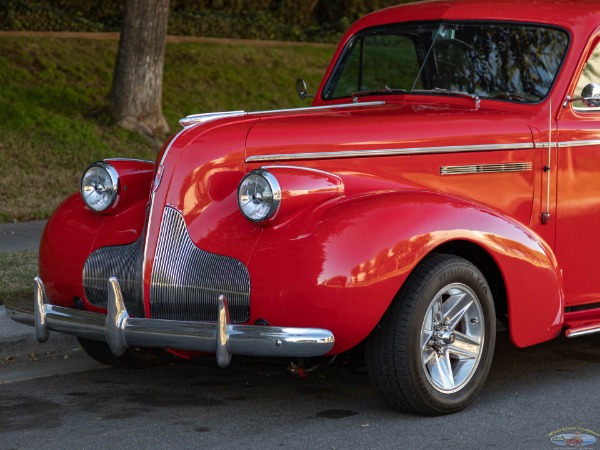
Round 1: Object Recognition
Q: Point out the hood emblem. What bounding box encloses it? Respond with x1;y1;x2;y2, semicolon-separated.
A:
151;164;165;194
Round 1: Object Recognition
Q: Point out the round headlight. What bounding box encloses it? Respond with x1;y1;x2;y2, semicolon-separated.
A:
238;170;281;222
80;162;119;212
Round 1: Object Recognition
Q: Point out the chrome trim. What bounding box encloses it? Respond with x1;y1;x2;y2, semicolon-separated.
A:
143;126;187;307
247;101;385;116
238;170;282;223
542;100;553;225
6;278;335;368
216;295;232;367
179;102;386;128
83;232;145;317
246;142;535;163
151;164;164;194
440;162;532;175
559;139;600;148
158;129;186;168
566;325;600;338
259;165;343;183
104;158;155;164
150;207;251;323
34;278;49;343
537;139;600;149
80;161;120;211
179;111;246;128
107;277;129;356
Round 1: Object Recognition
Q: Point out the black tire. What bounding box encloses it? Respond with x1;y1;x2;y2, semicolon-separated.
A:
366;253;496;415
77;337;170;369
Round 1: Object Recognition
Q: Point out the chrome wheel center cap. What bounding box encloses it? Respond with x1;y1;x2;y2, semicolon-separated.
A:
430;326;456;348
440;329;455;345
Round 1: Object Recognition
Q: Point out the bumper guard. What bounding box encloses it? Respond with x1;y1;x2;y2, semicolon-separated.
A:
5;277;335;368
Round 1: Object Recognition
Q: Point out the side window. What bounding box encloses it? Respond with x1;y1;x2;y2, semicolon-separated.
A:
573;42;600;111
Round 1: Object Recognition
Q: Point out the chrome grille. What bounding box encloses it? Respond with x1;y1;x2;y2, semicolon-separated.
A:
150;207;250;323
83;235;145;318
83;207;251;323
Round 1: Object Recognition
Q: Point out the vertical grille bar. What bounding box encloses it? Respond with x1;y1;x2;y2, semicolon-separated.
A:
150;207;251;323
83;236;145;318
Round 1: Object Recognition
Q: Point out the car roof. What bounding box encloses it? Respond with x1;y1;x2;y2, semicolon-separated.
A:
352;0;600;32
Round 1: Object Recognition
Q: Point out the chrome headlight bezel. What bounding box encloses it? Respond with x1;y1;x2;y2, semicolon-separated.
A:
237;169;282;222
80;162;120;212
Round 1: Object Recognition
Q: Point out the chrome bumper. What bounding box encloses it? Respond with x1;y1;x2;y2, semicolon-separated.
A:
5;277;335;368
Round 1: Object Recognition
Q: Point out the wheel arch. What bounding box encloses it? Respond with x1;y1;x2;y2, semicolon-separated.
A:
315;189;564;349
434;240;508;329
243;189;564;351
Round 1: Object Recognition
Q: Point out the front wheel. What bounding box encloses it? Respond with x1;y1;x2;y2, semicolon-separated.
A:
366;253;496;415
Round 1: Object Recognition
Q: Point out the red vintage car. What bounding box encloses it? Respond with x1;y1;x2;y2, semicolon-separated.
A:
7;0;600;415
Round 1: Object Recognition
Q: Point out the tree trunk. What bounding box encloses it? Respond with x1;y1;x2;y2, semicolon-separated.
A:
111;0;170;144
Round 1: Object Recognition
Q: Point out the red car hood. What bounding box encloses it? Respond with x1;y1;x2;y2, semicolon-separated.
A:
245;101;536;161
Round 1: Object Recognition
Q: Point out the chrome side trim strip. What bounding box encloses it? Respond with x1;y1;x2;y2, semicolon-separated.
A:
537;139;600;149
246;142;535;163
566;325;600;338
260;165;343;183
104;158;155;164
440;162;532;175
7;278;335;369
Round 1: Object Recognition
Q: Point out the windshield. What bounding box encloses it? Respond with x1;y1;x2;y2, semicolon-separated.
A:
323;22;569;103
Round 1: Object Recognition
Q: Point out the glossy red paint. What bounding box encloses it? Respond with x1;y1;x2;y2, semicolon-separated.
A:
249;191;563;351
258;165;344;225
39;160;154;312
35;0;600;362
242;101;562;347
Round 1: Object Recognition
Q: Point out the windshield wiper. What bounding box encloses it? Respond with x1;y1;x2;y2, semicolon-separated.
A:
352;87;407;100
411;88;480;107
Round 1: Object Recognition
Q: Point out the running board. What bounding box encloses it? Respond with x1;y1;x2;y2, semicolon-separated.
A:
564;308;600;338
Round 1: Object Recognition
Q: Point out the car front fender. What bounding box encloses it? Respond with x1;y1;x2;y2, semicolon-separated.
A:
39;159;153;311
249;189;563;352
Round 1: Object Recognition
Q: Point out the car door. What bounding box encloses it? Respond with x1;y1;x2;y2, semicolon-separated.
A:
556;35;600;308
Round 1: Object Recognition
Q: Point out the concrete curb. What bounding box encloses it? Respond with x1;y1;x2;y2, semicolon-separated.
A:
0;220;46;254
1;305;79;360
0;220;80;360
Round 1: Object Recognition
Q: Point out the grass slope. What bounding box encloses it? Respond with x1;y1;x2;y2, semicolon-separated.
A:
0;251;37;306
0;36;334;222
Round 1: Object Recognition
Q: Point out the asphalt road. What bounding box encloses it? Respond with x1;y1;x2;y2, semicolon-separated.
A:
1;331;600;450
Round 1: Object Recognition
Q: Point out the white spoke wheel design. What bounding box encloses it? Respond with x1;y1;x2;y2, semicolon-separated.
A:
366;254;496;415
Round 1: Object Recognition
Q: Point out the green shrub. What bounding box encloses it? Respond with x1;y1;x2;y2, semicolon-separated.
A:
0;0;415;43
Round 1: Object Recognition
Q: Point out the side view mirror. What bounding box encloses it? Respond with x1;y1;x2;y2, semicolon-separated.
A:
581;83;600;107
295;79;314;101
